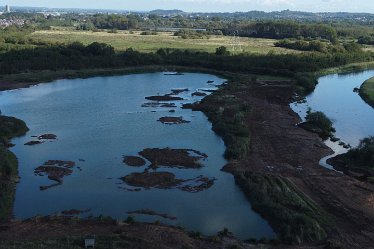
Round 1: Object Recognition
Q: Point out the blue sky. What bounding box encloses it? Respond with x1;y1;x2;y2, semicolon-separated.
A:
4;0;374;13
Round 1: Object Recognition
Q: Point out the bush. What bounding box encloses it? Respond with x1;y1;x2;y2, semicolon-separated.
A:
124;216;135;224
345;136;374;169
215;46;230;56
140;31;157;35
299;111;335;140
294;73;318;95
235;172;328;244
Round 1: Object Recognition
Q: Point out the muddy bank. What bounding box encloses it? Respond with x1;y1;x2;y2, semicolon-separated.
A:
24;140;44;146
141;102;177;108
193;77;374;247
0;216;276;249
121;171;215;193
24;133;57;146
127;209;177;221
34;160;76;190
327;153;374;183
192;91;207;97
138;148;207;169
38;134;57;140
123;156;146;167
158;116;190;125
61;209;91;216
145;95;184;101
171;88;189;95
145;88;191;101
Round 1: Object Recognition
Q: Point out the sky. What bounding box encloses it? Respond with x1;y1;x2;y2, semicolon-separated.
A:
3;0;374;13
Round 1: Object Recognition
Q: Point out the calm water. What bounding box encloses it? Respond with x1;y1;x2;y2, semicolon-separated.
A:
0;72;275;239
291;70;374;169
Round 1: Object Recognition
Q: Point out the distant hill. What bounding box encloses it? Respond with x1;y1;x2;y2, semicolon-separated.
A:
149;9;186;16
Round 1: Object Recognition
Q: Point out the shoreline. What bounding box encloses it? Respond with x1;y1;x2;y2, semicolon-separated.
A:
359;76;374;108
187;72;374;247
0;66;288;92
1;66;374;248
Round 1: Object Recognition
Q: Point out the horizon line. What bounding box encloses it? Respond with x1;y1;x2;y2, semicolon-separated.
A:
2;5;374;15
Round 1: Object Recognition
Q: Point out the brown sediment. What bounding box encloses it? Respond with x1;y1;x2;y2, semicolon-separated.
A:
193;77;374;247
44;160;75;168
24;134;57;146
127;209;177;221
121;187;142;192
171;88;189;95
157;116;190;125
141;102;177;108
178;176;215;193
123;156;146;167
145;95;184;101
24;140;44;146
192;91;207;97
38;134;57;140
34;160;76;190
327;155;373;182
61;209;91;216
200;89;216;93
138;148;207;169
121;171;215;193
0;216;256;249
121;171;182;189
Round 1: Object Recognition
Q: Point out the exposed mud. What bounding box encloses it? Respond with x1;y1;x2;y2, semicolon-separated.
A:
141;102;177;108
38;134;57;140
24;140;44;146
145;95;184;101
327;155;374;182
158;116;190;125
61;209;91;216
0;216;263;249
127;209;177;221
192;91;207;97
195;78;374;248
24;134;57;146
121;171;215;193
123;156;146;167
138;148;207;169
171;88;189;95
34;160;76;190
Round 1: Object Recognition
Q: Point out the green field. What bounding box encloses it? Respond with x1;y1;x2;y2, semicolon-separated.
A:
29;29;296;54
360;76;374;108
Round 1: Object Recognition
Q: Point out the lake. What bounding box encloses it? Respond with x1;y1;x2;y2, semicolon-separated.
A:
0;72;275;239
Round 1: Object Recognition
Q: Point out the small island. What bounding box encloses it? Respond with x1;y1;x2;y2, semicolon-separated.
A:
360;77;374;108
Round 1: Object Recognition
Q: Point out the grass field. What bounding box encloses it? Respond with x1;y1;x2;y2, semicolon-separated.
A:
360;76;374;108
29;29;296;54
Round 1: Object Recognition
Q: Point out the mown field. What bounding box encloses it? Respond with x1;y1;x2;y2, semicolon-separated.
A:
29;29;296;54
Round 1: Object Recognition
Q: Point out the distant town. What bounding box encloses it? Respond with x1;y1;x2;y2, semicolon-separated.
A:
1;4;374;23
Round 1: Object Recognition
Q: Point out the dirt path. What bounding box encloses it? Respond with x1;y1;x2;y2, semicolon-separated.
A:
226;80;374;248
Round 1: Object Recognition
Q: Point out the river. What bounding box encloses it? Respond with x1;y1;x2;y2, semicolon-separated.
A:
291;70;374;169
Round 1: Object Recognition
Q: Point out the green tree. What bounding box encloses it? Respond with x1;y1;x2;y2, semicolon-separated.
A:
215;46;230;56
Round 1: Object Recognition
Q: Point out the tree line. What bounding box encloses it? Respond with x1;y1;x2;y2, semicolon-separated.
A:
0;41;373;77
